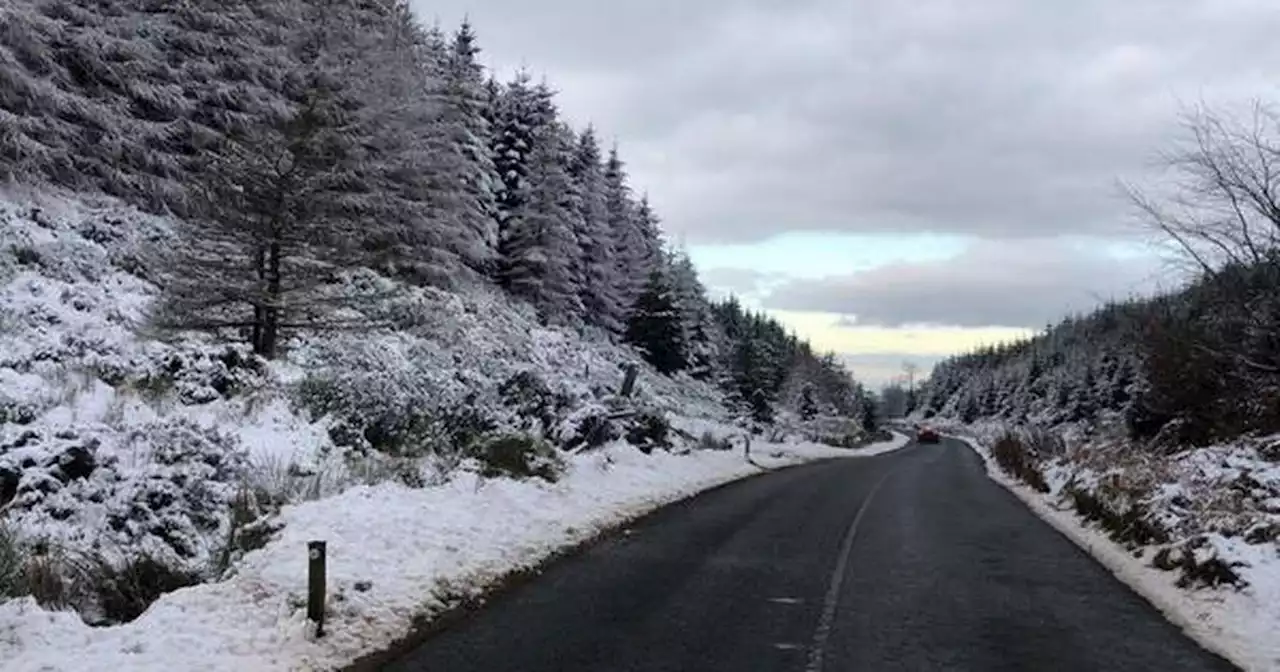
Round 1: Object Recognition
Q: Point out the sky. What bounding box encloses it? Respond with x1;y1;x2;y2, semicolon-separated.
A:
411;0;1280;387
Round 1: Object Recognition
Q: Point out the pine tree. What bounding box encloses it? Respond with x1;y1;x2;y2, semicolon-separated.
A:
625;268;686;374
155;0;428;357
603;146;644;310
499;116;584;323
492;71;555;254
799;384;819;420
570;127;626;332
666;248;718;377
418;19;501;277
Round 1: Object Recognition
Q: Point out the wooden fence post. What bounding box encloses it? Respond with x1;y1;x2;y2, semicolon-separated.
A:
619;364;639;398
308;540;327;638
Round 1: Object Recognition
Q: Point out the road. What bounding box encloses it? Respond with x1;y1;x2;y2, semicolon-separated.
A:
385;437;1237;672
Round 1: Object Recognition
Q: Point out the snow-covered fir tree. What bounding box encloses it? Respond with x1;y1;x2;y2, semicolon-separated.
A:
418;19;501;277
153;0;434;357
625;267;686;374
498;120;585;323
569;127;627;333
666;248;720;378
603;147;650;312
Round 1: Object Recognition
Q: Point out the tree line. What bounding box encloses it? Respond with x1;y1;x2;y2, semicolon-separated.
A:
0;0;869;423
918;101;1280;448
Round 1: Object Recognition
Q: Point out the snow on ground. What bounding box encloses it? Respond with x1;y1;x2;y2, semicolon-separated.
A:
943;425;1280;672
0;431;907;672
0;185;907;670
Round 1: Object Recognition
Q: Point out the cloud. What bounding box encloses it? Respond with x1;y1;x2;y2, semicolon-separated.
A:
413;0;1280;245
695;267;791;299
839;353;945;389
761;237;1174;328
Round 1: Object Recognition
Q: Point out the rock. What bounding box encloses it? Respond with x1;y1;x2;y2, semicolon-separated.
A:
16;471;63;503
0;465;19;506
9;430;42;450
56;441;98;481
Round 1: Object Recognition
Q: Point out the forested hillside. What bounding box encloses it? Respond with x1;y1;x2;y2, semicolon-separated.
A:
915;104;1280;600
0;0;864;418
0;0;877;658
920;104;1280;450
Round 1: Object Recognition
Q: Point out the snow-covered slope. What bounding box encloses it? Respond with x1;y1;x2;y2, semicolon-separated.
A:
0;433;908;672
0;185;893;670
935;421;1280;672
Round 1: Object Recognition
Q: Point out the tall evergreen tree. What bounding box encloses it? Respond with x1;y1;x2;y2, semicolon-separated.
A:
418;19;501;277
499;113;584;322
603;146;645;310
625;268;686;374
492;71;555;255
570;127;626;332
667;248;718;377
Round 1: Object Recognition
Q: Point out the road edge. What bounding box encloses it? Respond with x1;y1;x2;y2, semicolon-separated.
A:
343;433;911;672
948;434;1258;672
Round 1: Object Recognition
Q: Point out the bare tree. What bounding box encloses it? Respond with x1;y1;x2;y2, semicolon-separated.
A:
1124;100;1280;276
1121;99;1280;441
902;361;919;392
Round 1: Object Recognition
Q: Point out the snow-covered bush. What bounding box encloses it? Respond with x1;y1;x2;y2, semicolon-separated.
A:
1;419;246;570
470;433;566;483
72;551;206;625
992;433;1050;493
119;344;267;407
292;336;499;458
0;523;26;603
623;412;672;455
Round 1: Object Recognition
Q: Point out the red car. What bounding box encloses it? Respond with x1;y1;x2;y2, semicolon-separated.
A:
916;426;940;443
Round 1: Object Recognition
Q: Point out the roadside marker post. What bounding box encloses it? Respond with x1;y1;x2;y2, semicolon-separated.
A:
308;540;327;638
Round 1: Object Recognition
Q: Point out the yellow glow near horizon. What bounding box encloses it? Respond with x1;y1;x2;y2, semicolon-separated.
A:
766;310;1036;357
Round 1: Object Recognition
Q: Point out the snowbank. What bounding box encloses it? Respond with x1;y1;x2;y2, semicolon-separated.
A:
0;431;906;671
949;429;1280;672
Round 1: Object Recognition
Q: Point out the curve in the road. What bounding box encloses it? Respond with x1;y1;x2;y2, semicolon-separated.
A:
383;438;1239;672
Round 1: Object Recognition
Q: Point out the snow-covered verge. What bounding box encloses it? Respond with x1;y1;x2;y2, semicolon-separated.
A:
0;431;907;672
929;419;1280;672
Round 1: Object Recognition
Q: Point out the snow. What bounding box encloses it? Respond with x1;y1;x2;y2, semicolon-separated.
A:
950;431;1280;672
0;431;908;672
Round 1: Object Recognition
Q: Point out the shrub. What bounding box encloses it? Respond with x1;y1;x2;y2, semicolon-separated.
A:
13;542;204;625
696;431;733;452
816;433;866;449
1066;486;1169;547
562;412;621;453
1152;543;1245;589
472;434;566;483
298;374;495;459
81;551;203;624
498;371;573;436
624;412;671;454
0;524;28;602
991;434;1050;493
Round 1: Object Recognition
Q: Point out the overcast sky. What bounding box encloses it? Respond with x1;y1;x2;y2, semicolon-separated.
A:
411;0;1280;386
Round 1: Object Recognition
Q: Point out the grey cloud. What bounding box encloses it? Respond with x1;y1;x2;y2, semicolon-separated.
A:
696;267;790;299
761;238;1176;328
414;0;1280;244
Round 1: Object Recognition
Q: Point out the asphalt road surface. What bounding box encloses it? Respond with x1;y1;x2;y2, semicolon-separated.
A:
386;437;1238;672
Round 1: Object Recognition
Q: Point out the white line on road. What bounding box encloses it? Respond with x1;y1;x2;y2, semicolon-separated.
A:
804;443;945;672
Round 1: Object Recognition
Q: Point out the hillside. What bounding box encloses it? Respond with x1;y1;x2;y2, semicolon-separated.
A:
912;106;1280;660
0;1;886;669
